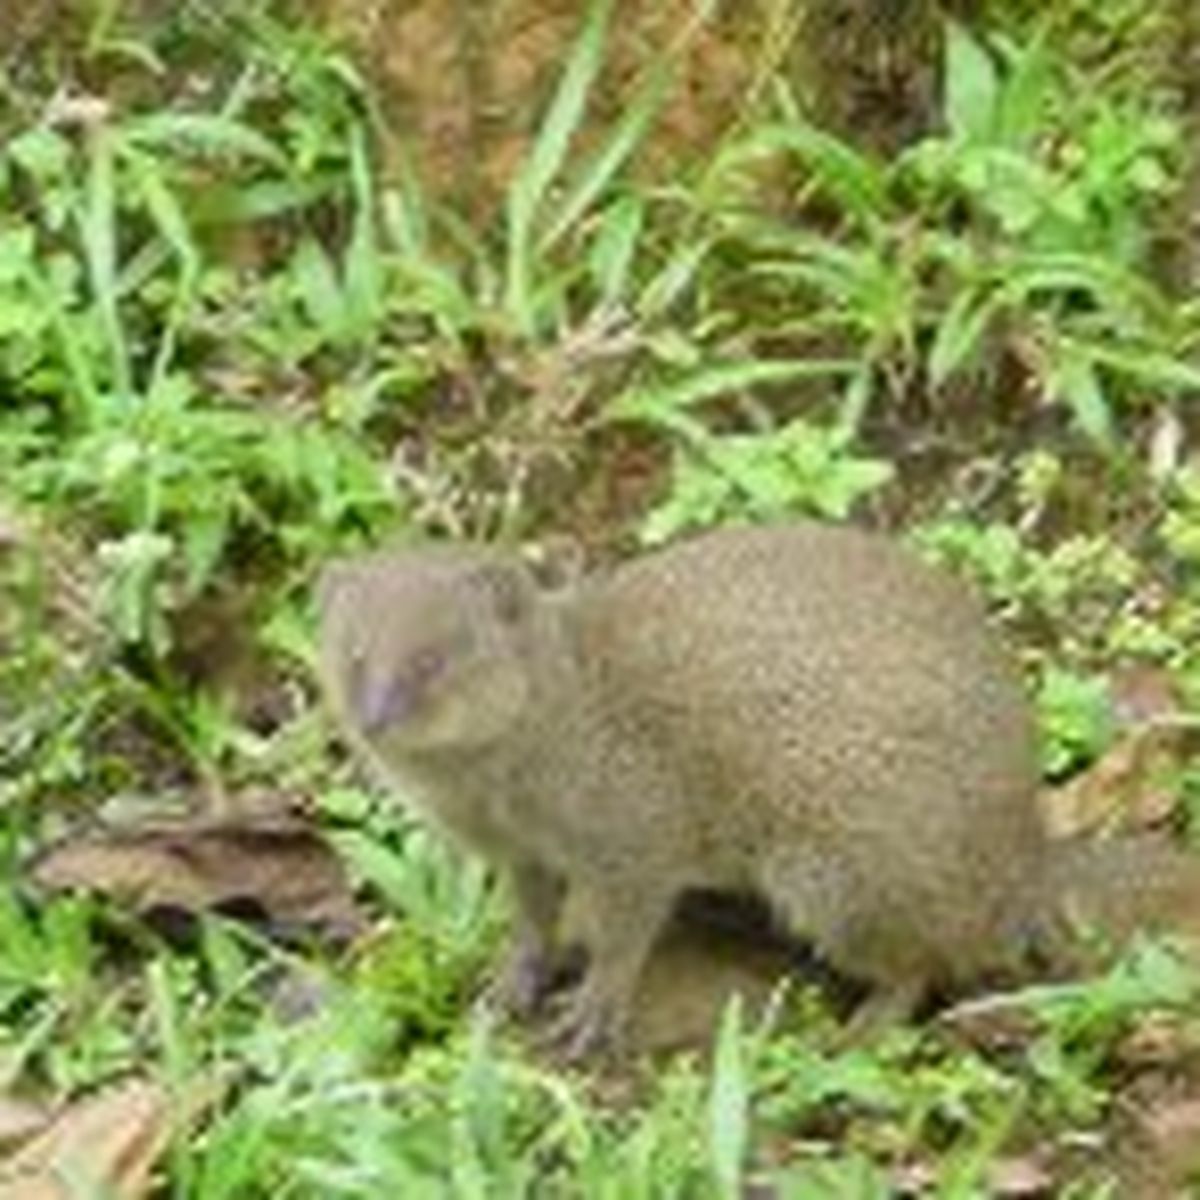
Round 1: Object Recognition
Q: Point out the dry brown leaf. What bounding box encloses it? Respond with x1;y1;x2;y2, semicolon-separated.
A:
0;510;26;552
894;1154;1053;1197
1040;663;1195;839
0;1096;51;1155
1109;664;1184;728
1039;726;1187;838
1114;1090;1200;1198
936;990;1040;1052
1115;1013;1200;1069
0;1079;172;1200
986;1155;1056;1196
31;813;366;942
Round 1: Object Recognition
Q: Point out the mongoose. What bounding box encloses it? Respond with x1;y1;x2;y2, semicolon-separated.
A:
317;523;1200;1056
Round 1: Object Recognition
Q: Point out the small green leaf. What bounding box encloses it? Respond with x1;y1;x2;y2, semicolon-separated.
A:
121;146;200;282
928;287;998;387
293;237;346;340
1047;348;1113;444
945;23;998;141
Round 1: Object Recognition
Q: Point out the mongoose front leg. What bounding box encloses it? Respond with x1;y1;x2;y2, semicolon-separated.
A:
489;860;573;1018
542;875;675;1060
836;979;927;1046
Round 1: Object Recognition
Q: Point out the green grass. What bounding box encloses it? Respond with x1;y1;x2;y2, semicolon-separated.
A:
1;0;1199;1194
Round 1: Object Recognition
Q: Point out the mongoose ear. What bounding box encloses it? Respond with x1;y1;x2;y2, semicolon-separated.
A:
521;535;585;592
470;559;537;625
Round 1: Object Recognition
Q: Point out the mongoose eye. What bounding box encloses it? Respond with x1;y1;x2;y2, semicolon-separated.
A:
410;645;447;684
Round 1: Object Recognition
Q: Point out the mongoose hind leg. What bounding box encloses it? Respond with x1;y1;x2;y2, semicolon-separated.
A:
541;874;676;1061
761;847;933;1040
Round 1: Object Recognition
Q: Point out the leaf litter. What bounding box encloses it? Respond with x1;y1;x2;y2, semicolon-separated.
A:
31;808;366;944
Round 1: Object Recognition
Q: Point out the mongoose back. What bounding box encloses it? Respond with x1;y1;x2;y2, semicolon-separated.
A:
318;524;1200;1055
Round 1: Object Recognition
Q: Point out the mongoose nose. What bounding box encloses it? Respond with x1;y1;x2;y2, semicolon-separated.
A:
356;672;417;737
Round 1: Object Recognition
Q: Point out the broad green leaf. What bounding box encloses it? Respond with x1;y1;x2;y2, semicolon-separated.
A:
18;257;100;415
1046;347;1113;444
120;146;200;281
945;23;998;141
293;237;346;340
6;127;73;184
1000;251;1155;313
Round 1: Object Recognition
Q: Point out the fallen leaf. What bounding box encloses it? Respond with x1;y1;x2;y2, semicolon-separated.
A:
1115;1013;1199;1069
1113;1089;1200;1198
0;510;26;551
0;1079;173;1200
31;813;366;943
1039;725;1187;838
894;1154;1053;1197
0;1096;51;1155
987;1155;1056;1196
1109;664;1184;728
937;990;1040;1051
1040;663;1195;839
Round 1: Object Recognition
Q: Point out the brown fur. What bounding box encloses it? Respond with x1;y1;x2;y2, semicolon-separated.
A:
318;524;1200;1055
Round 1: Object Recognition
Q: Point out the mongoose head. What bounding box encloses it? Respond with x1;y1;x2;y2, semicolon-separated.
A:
317;545;541;754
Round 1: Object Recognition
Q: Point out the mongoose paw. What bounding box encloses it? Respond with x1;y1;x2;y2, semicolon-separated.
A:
486;943;586;1021
539;990;625;1063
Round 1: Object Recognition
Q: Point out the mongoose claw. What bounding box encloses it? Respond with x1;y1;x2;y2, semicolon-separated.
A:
486;943;586;1020
538;990;624;1063
484;947;555;1019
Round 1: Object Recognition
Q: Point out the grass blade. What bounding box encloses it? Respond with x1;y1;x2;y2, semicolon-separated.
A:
125;112;287;169
609;358;857;422
80;123;132;404
504;0;614;332
709;996;749;1200
588;195;644;307
538;48;672;254
344;126;384;338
